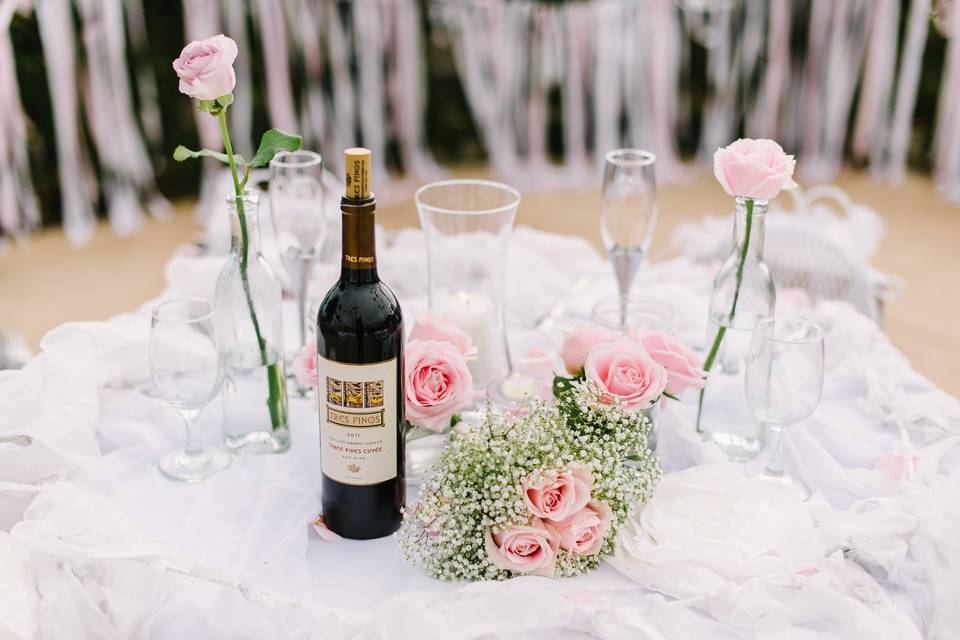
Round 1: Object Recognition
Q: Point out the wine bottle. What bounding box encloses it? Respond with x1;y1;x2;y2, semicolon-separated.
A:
316;148;405;539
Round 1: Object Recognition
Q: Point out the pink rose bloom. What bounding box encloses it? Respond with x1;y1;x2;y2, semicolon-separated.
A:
554;501;612;557
634;329;706;395
584;339;667;410
172;34;238;101
713;138;798;201
405;339;473;432
409;311;472;355
485;519;560;577
560;324;616;374
523;463;593;522
292;338;319;389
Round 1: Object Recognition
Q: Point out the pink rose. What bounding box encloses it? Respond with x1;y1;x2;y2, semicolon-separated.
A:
713;138;798;201
523;463;592;522
485;519;560;577
172;34;238;101
409;311;472;355
554;501;612;557
292;339;319;389
584;339;667;410
405;340;473;432
633;329;705;395
560;325;616;374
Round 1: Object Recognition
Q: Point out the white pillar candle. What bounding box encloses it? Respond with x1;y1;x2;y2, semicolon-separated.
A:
441;291;499;384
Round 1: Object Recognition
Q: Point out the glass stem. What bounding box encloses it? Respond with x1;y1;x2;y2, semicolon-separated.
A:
696;197;754;433
296;255;313;350
180;408;203;457
764;425;785;477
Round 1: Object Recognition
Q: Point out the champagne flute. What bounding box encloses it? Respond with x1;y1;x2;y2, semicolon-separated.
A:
745;316;825;498
269;150;325;395
601;149;657;328
150;298;229;482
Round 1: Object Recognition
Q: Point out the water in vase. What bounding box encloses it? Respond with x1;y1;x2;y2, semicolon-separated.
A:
222;344;290;454
699;311;765;461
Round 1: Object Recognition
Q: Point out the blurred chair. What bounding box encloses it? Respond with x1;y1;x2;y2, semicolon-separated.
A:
673;185;906;324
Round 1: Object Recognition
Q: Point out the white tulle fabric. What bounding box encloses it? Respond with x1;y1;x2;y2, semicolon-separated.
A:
1;224;958;638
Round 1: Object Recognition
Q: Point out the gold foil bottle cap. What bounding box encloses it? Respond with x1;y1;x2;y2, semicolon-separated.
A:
344;147;372;199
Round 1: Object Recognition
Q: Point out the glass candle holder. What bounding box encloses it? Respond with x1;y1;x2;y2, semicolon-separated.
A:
415;180;520;390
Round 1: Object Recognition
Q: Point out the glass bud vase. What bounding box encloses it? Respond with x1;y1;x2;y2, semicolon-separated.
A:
697;196;776;460
215;190;290;454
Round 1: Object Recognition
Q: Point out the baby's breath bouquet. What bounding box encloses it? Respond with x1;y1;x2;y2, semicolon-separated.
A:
399;381;660;581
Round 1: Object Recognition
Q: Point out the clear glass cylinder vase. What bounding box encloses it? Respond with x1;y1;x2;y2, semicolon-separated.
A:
697;196;776;460
415;180;520;391
215;190;290;454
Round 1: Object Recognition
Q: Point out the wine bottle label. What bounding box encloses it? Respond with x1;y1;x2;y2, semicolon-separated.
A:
318;355;398;485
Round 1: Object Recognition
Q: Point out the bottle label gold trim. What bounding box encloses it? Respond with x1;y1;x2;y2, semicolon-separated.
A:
319;354;398;486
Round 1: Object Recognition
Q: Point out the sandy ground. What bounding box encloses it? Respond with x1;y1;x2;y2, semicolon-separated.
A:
1;166;957;395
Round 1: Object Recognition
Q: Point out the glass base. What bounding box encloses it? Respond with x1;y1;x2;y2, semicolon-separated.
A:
757;470;811;501
225;428;291;455
708;431;764;462
159;447;231;482
487;372;542;407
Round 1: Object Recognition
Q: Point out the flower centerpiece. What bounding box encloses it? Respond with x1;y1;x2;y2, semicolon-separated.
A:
397;325;701;580
172;35;303;452
398;382;660;580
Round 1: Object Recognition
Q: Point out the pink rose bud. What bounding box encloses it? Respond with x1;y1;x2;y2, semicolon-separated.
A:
408;311;472;355
292;338;319;389
522;463;593;522
404;339;473;432
484;519;560;577
560;324;616;374
172;34;238;101
633;329;706;395
713;138;798;201
554;501;612;557
311;515;343;543
584;339;668;410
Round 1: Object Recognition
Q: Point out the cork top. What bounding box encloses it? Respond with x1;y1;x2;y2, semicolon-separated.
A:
344;147;372;199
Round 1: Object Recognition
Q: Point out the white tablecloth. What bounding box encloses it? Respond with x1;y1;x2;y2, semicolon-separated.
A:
2;226;959;639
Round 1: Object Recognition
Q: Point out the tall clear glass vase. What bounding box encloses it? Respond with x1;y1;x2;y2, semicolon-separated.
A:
415;180;519;398
216;190;290;454
697;196;776;460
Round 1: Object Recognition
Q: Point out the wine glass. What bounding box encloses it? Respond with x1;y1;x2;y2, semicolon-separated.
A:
150;298;230;482
269;150;325;395
601;149;657;328
745;316;825;498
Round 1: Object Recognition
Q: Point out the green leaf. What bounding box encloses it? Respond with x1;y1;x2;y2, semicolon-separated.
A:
172;145;245;166
197;99;216;113
216;93;234;108
250;128;303;167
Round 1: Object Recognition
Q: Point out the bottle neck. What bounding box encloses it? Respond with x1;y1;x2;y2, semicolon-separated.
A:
732;196;768;260
340;196;379;284
227;191;262;259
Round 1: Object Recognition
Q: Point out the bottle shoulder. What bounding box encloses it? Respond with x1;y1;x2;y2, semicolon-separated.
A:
318;278;403;331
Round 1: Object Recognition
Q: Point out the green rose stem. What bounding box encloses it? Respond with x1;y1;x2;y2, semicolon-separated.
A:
696;197;754;434
217;110;286;430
